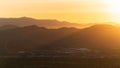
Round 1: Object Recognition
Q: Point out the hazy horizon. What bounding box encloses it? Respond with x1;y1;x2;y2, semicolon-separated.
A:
0;16;118;25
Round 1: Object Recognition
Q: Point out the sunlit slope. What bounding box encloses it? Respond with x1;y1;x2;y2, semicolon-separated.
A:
43;24;120;49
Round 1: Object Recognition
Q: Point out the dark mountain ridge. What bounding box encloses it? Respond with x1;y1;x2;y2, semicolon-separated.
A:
0;24;119;53
0;17;87;28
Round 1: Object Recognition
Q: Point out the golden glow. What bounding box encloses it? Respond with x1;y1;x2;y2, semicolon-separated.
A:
105;0;120;24
0;0;120;24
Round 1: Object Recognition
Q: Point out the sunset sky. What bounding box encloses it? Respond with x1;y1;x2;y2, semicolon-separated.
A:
0;0;120;24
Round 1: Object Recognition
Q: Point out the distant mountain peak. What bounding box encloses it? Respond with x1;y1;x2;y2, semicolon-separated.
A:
20;16;28;18
20;16;32;19
19;17;35;20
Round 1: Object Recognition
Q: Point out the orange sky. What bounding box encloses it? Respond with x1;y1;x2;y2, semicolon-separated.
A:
0;0;120;24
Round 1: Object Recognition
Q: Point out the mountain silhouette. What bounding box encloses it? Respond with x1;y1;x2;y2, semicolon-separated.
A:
0;24;120;55
0;17;86;28
48;24;120;49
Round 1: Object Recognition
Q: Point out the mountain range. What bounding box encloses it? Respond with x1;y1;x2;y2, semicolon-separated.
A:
0;17;87;28
0;24;120;55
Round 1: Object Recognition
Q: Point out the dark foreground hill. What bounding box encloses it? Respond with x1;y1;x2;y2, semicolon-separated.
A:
0;24;120;68
0;24;119;57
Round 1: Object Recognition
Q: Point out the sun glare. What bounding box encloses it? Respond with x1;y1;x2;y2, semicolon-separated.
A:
106;0;120;24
